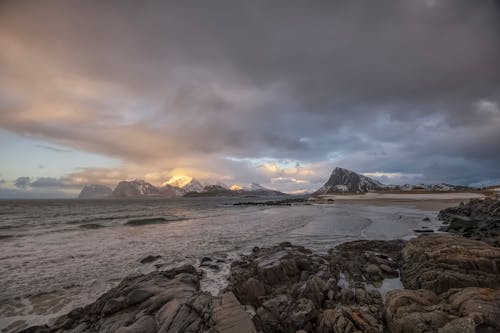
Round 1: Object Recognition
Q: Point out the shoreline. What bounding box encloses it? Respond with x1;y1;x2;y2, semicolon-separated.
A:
1;199;498;332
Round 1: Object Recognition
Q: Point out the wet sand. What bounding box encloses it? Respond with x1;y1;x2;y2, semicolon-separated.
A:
315;192;484;211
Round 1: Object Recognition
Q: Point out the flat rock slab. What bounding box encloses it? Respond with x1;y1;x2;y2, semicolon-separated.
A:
212;292;256;333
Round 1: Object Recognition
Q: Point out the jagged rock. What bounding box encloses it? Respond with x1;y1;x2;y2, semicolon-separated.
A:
314;167;385;195
438;198;500;246
112;179;160;198
78;184;112;199
255;295;318;333
296;276;327;308
385;287;500;333
139;255;162;264
328;240;404;285
229;242;329;307
20;265;213;333
200;257;212;265
228;241;390;332
400;234;500;293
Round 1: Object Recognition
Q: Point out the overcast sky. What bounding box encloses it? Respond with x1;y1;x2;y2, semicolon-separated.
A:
1;0;500;197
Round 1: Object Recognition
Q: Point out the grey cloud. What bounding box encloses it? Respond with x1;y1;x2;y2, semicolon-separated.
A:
0;187;72;199
14;177;31;189
36;145;72;153
1;0;499;188
12;176;81;190
29;177;65;188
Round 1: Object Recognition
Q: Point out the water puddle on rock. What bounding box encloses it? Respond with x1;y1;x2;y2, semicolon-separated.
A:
365;276;404;299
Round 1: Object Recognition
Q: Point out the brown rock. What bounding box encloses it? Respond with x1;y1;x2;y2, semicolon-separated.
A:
211;292;256;333
400;234;500;293
384;287;500;333
444;287;500;331
317;306;382;333
384;289;455;333
298;276;327;308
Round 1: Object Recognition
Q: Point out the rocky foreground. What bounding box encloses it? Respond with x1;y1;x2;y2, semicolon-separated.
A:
22;201;500;333
438;198;500;247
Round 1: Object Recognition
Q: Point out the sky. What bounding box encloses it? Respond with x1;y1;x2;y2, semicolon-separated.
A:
1;0;500;198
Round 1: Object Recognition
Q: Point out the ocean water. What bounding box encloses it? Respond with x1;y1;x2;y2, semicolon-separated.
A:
0;197;441;332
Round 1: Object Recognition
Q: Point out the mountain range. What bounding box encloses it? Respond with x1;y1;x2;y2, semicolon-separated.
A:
313;167;473;195
79;167;475;199
78;177;286;199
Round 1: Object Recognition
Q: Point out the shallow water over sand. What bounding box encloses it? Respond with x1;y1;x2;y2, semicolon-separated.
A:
0;198;441;332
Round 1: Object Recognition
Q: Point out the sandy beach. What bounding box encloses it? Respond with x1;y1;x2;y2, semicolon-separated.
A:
314;192;486;210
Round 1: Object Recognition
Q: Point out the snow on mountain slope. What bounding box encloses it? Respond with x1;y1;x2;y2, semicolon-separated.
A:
314;167;385;195
78;184;112;199
112;179;160;197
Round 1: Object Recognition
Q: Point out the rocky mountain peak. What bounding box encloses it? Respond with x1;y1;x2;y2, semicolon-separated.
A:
112;179;160;197
314;167;384;195
78;184;112;199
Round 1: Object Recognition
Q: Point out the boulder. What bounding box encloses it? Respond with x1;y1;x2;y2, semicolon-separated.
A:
400;234;500;293
255;295;318;333
228;241;391;332
328;240;404;284
385;287;500;333
228;242;328;307
384;289;455;333
438;198;500;246
443;287;500;331
139;255;162;264
20;265;213;333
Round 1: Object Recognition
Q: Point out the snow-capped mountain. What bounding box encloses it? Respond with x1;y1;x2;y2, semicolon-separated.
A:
183;179;204;193
399;183;471;192
313;167;475;195
184;185;234;197
112;179;160;197
250;183;267;191
163;175;192;188
78;184;113;199
158;184;180;198
162;176;204;194
181;182;286;197
211;181;229;189
314;167;385;195
247;183;285;196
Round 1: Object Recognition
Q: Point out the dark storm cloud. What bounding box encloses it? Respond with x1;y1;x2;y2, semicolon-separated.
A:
1;0;499;189
14;177;31;189
12;176;79;190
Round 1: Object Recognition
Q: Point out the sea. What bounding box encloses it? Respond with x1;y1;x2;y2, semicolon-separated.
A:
0;196;442;332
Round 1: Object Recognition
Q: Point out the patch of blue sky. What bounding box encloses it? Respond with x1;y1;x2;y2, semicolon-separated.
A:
0;129;119;182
